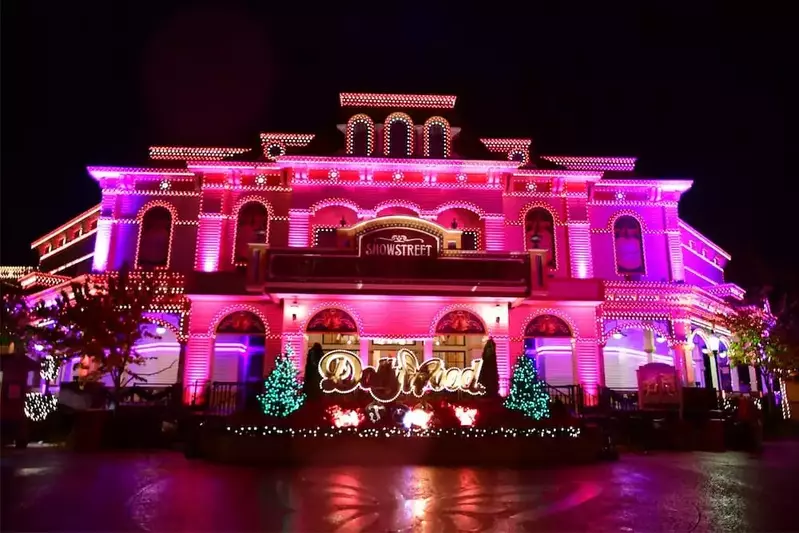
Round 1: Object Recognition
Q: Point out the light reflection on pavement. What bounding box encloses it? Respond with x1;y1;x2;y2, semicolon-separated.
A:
2;442;798;532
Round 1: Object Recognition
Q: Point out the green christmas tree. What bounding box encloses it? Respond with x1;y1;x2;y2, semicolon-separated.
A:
504;354;550;420
257;347;305;417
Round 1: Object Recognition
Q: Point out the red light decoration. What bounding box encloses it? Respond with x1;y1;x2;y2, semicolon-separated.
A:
345;114;375;156
453;406;478;426
540;156;637;172
479;138;531;166
327;405;363;428
260;133;315;161
339;93;457;109
259;133;315;147
149;146;250;161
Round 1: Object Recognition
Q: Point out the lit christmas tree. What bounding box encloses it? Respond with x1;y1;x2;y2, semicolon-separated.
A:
257;347;305;417
504;354;550;420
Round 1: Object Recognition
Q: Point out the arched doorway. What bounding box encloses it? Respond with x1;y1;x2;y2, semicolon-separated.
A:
305;307;360;359
604;324;674;389
433;310;487;369
212;311;267;384
689;331;716;389
523;314;574;386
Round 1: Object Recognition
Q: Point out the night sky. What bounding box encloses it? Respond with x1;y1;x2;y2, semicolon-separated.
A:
1;2;791;297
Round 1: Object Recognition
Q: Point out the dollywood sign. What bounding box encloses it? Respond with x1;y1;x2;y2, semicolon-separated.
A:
318;349;485;402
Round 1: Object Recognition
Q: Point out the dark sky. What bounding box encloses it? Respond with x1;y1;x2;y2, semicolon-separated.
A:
1;2;792;296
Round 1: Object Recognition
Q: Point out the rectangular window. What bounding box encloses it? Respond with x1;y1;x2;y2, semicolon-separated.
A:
434;351;466;368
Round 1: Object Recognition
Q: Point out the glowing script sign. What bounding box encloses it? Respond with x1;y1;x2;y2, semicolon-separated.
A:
318;349;485;403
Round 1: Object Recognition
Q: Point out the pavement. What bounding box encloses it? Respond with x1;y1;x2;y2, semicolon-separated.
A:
2;441;798;532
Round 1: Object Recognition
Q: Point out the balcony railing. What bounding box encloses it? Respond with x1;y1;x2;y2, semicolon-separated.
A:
248;247;532;292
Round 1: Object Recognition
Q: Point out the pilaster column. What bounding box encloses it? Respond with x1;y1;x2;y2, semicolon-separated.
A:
567;222;594;278
360;338;370;365
423;338;434;361
482;215;506;251
664;206;685;282
195;215;225;271
182;334;214;404
574;337;603;394
288;209;311;247
494;335;511;395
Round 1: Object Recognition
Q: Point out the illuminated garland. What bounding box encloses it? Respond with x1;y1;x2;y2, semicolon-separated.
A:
226;425;581;439
40;355;58;381
24;392;58;422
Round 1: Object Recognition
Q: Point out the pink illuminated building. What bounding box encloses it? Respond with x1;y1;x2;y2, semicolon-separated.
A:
8;92;766;400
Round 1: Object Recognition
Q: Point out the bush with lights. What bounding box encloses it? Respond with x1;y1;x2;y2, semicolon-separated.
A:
24;391;58;422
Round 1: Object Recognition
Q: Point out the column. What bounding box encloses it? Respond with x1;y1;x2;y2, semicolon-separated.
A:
749;367;759;392
360;338;370;365
195;215;225;271
664;206;685;282
482;215;506;251
494;335;511;395
423;339;434;361
671;319;694;386
567;222;594;278
182;334;214;404
643;329;655;363
92;192;116;272
670;343;690;386
288;209;311;247
574;338;602;394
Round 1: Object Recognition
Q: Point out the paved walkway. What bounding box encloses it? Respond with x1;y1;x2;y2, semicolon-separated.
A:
2;442;798;532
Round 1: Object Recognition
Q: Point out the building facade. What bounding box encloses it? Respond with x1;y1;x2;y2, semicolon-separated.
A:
10;92;762;399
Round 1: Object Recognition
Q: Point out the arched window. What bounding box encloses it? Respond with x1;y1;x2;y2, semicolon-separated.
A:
424;117;451;158
138;206;172;269
383;113;414;157
346;114;375;156
234;202;269;263
613;215;645;275
524;207;556;268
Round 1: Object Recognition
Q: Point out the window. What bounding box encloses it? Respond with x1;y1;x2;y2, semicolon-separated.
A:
137;206;172;269
383;113;414;157
435;335;466;347
234;202;269;263
613;215;645;275
346;114;375;156
423;118;452;158
524;207;556;268
434;351;466;368
321;333;357;345
351;122;370;156
388;121;411;157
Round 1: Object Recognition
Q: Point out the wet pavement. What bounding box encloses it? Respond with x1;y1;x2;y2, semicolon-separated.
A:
2;442;798;532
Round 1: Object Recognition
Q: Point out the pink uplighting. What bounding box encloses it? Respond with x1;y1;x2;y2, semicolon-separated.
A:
13;91;748;409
